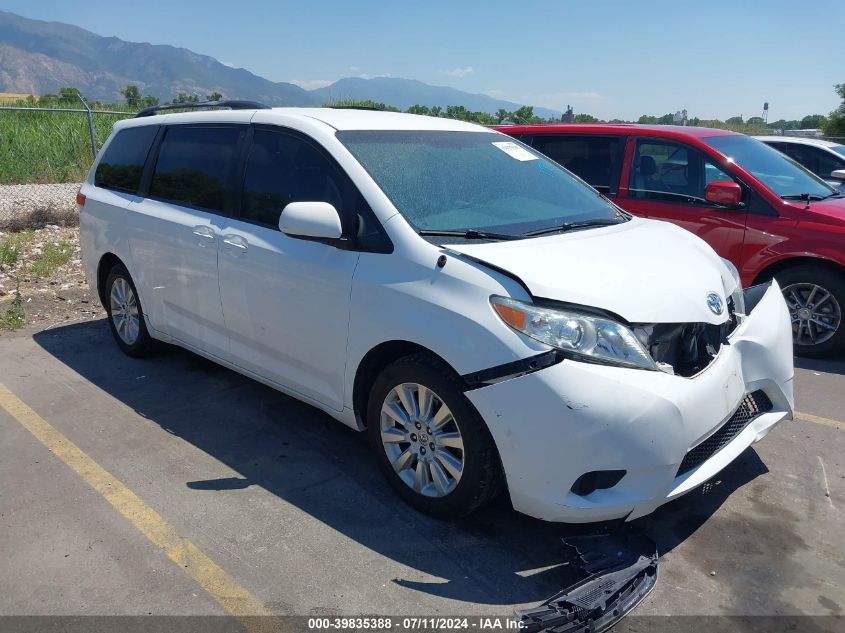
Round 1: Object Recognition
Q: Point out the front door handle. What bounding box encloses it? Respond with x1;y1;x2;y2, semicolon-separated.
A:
222;234;249;252
192;225;216;246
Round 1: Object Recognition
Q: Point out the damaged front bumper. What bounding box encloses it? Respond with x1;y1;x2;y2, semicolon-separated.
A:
467;281;794;523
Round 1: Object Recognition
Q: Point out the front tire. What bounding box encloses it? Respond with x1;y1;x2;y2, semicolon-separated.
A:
367;353;503;519
104;263;157;358
777;264;845;358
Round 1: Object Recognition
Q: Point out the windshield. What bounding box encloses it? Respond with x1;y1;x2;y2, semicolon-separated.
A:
831;145;845;159
337;130;623;236
704;135;835;198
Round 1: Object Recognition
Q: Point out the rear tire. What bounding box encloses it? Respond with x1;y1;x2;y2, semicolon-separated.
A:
104;263;157;358
776;265;845;358
367;353;503;519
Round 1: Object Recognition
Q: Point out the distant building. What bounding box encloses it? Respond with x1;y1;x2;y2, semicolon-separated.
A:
561;105;575;123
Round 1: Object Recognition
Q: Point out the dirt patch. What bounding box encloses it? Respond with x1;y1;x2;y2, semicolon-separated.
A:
0;225;104;336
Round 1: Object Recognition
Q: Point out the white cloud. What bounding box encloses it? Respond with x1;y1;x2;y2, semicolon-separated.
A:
439;66;474;78
288;78;334;90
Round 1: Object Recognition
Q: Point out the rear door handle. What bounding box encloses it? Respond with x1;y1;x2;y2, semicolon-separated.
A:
192;225;216;246
222;234;249;252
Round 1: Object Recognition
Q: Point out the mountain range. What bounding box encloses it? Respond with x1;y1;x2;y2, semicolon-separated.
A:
0;10;560;118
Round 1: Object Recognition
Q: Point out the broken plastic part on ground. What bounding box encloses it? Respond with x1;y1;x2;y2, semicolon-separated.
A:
517;531;658;633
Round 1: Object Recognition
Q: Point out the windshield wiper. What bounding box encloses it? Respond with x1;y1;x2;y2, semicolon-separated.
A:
521;218;623;237
780;193;826;202
417;229;522;241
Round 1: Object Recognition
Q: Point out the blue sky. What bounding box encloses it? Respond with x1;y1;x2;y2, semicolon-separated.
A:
2;0;842;120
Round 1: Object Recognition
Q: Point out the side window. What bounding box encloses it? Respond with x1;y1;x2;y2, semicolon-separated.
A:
705;160;733;185
241;129;344;227
630;140;737;204
531;135;622;193
785;144;843;179
95;126;158;193
150;125;242;214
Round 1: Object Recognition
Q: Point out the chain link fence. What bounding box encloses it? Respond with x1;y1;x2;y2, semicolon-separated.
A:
0;96;136;185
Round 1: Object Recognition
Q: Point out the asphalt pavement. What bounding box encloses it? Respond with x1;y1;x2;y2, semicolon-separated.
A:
0;318;843;625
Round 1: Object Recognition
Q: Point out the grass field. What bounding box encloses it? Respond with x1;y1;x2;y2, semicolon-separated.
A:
0;104;136;185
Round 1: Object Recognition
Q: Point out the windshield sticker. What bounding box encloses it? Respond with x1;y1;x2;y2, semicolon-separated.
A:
492;141;538;161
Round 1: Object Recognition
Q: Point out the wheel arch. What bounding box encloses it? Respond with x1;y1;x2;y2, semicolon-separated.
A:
751;255;845;286
96;252;125;308
352;340;458;429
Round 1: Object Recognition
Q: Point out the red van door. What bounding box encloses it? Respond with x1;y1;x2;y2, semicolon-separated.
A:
618;137;748;263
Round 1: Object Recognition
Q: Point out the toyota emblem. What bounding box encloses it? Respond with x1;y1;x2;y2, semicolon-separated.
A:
706;292;724;316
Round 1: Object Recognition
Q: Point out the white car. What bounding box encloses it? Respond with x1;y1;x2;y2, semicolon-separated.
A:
80;104;795;523
755;135;845;192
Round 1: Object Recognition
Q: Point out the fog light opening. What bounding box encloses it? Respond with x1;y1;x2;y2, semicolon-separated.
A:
571;470;626;496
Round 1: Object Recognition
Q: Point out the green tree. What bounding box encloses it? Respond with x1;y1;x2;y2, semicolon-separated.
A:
407;104;431;115
172;92;200;104
574;113;599;123
747;116;765;125
800;114;827;129
121;85;142;108
57;87;83;104
511;106;541;124
139;95;160;108
657;113;675;125
207;91;223;102
495;108;510;123
824;83;845;137
638;115;658;124
769;119;800;130
725;116;744;125
429;106;443;117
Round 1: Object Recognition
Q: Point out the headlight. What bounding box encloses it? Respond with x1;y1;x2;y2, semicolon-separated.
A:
721;258;746;315
490;296;657;370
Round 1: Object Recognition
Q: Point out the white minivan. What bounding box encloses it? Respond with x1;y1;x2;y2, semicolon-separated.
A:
80;104;795;523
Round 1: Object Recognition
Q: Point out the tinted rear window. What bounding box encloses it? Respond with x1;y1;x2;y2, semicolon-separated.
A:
95;126;158;193
530;135;622;192
150;126;243;213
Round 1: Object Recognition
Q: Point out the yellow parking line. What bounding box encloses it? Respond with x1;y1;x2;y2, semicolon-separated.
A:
794;411;843;430
0;383;282;633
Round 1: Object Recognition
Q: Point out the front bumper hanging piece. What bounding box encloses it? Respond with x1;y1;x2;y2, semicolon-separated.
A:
517;532;658;633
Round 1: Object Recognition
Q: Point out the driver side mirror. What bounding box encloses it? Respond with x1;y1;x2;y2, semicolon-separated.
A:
831;169;845;183
279;201;343;241
704;180;743;207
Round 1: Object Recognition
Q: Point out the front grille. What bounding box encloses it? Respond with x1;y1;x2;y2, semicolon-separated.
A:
677;390;773;476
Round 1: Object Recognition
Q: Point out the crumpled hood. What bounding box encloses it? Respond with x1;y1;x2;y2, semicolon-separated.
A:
448;218;736;324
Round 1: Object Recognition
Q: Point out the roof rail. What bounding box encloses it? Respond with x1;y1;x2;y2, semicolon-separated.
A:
328;105;388;112
134;100;270;118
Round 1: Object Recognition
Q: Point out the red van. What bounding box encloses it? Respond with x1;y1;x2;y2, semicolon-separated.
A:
496;124;845;357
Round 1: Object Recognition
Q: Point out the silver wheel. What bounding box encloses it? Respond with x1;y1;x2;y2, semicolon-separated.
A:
109;277;140;346
783;282;841;346
380;382;465;498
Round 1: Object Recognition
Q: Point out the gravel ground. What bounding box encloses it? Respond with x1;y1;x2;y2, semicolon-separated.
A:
0;183;81;230
0;225;104;333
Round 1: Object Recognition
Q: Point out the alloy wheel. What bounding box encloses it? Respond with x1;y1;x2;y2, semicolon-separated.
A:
379;382;465;498
783;282;841;346
110;277;140;345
